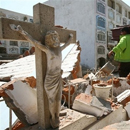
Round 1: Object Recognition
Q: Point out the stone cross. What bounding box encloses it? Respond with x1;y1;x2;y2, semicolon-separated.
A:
0;3;76;129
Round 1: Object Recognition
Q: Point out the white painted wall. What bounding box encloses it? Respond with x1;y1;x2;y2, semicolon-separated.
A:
5;80;38;124
45;0;96;68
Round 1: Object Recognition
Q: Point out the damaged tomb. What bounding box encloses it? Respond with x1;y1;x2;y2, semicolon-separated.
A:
1;56;130;130
0;3;83;130
1;3;130;130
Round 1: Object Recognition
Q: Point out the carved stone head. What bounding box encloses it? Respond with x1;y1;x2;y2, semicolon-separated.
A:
45;30;60;48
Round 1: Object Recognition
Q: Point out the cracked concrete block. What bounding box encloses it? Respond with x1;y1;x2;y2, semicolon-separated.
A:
59;109;96;130
100;120;130;130
0;77;38;125
22;109;97;130
72;93;105;117
86;105;127;130
125;101;130;119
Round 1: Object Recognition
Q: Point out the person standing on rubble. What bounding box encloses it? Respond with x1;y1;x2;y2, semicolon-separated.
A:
108;27;130;77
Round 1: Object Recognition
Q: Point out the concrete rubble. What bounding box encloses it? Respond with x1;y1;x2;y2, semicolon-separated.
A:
1;47;130;129
125;102;130;119
0;43;82;129
72;93;112;117
0;77;38;125
100;120;130;130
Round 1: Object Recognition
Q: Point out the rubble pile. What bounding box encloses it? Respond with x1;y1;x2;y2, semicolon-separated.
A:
1;57;130;129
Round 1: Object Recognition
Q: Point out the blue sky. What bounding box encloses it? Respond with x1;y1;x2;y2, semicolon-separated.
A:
0;0;48;16
0;0;130;16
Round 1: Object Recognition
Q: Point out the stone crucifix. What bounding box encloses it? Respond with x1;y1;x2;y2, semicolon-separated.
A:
0;3;76;129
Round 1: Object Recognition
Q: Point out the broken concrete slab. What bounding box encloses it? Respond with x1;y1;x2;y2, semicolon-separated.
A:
73;97;104;117
85;105;127;130
0;77;38;125
59;109;96;130
72;93;112;117
0;43;81;81
100;120;130;130
21;109;97;130
62;43;81;79
0;55;36;80
125;101;130;119
17;106;128;130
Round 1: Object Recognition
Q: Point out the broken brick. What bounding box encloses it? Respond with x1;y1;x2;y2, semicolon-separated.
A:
23;76;36;88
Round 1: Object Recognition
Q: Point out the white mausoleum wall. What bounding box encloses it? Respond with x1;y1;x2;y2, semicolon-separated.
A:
45;0;96;68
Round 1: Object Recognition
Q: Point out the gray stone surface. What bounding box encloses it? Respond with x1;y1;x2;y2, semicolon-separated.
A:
85;105;127;130
23;109;97;130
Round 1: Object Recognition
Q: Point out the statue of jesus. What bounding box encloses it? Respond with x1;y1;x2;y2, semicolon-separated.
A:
10;24;73;128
